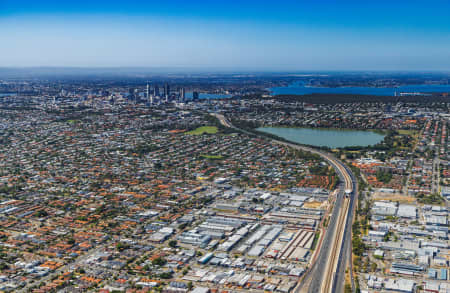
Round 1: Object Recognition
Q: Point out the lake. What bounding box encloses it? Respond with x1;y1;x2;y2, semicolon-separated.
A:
257;127;385;148
269;82;450;96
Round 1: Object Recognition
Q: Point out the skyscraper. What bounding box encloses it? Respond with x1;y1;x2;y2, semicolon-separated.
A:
146;83;150;100
193;91;199;101
164;83;170;101
153;85;159;97
128;88;135;104
180;88;185;102
149;91;154;105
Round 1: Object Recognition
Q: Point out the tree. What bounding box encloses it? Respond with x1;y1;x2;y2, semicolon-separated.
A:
352;236;366;256
0;262;9;270
159;272;173;279
168;240;177;248
152;257;167;266
371;262;378;272
376;170;392;184
383;231;393;242
344;284;352;293
116;242;129;251
36;210;48;217
178;223;188;230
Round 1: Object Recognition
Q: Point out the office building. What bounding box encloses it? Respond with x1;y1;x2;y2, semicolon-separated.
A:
164;83;170;100
180;88;185;102
193;91;199;101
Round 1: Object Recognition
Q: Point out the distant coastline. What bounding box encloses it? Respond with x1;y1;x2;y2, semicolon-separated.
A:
269;82;450;96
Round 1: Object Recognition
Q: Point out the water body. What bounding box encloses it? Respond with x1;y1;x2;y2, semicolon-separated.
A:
186;92;232;99
270;82;450;96
257;127;385;148
0;93;17;97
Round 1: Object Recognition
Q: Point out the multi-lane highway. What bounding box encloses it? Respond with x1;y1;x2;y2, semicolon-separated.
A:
213;113;357;293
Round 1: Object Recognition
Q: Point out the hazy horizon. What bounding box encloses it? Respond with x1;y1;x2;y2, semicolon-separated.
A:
1;0;450;71
1;67;449;76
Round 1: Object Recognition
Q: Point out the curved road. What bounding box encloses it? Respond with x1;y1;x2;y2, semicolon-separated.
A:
213;114;357;293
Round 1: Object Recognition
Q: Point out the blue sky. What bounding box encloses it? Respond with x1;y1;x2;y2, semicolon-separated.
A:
1;0;449;70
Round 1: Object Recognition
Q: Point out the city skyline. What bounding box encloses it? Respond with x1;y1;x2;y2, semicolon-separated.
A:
1;2;449;292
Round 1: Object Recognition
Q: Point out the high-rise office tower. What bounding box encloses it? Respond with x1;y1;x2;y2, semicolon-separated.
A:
180;88;185;102
193;91;199;101
149;86;154;105
128;88;135;103
146;83;150;100
153;85;159;97
164;83;170;101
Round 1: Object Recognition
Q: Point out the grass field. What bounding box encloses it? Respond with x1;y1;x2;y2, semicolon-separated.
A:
397;129;419;137
372;192;416;203
201;154;223;160
186;126;218;135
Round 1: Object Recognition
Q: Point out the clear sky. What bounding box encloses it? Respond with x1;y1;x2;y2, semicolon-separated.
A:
1;0;449;71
